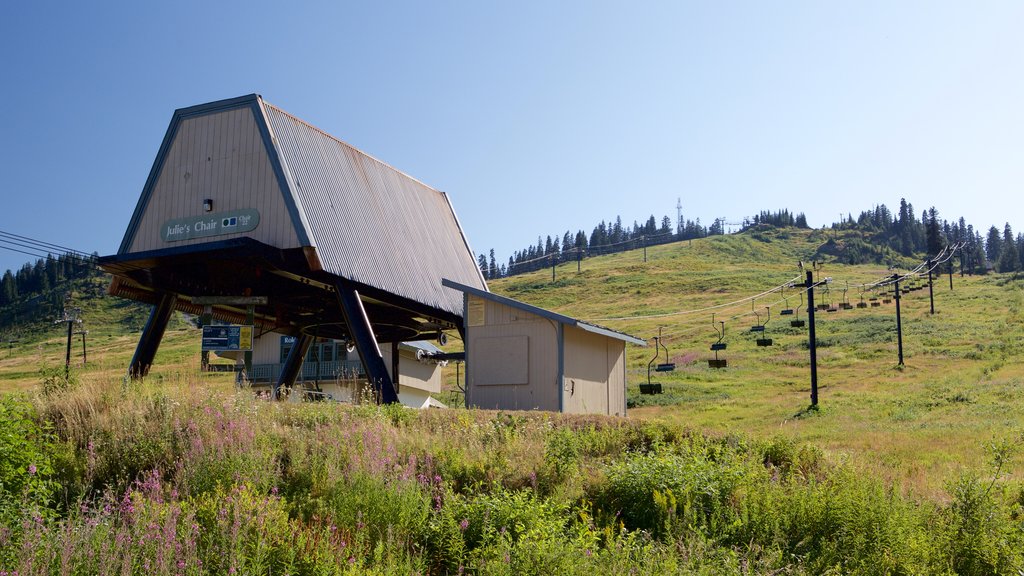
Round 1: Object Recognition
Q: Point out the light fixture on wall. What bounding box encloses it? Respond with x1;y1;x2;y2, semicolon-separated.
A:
203;198;213;212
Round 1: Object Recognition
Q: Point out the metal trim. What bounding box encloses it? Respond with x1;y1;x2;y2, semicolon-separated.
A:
251;97;313;247
557;322;564;412
442;191;488;291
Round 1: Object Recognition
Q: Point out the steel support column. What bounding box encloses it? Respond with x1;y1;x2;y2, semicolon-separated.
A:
273;334;313;400
391;340;401;397
128;292;177;379
336;283;399;404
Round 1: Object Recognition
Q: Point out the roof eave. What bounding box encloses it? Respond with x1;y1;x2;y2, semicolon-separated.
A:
441;279;646;346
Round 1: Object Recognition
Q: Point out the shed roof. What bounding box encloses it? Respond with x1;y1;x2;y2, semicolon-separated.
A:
116;94;486;319
441;279;646;346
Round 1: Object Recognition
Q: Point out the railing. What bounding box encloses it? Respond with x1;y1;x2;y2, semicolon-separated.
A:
249;361;364;383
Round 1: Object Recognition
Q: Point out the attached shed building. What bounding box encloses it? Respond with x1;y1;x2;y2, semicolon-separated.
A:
98;94;486;402
442;280;644;416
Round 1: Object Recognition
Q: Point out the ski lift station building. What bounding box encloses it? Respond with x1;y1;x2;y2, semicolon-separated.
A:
443;280;644;416
98;94;642;414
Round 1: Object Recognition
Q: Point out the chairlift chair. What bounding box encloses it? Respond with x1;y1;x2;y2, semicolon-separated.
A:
749;301;765;332
755;307;773;347
817;286;831;311
708;316;727;368
840;283;854;310
644;328;672;393
652;327;675;372
857;291;868;309
780;285;794;316
791;291;806;328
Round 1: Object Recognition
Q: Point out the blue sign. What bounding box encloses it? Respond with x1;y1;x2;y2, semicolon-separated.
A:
202;325;253;351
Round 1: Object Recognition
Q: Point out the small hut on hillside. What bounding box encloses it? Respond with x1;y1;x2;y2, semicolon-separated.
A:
442;279;644;415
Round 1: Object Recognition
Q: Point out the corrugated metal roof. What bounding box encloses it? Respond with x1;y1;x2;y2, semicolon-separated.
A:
261;100;487;317
441;279;647;346
401;340;443;354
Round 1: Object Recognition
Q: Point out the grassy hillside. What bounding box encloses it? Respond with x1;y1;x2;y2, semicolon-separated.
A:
490;227;1024;496
0;272;197;393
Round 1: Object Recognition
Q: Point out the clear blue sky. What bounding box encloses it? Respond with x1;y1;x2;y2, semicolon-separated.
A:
2;1;1022;275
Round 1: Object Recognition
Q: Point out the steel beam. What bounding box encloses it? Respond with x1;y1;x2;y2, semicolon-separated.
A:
336;282;398;404
128;292;177;379
273;334;312;400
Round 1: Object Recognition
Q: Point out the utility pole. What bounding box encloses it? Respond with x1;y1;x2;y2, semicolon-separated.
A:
806;270;818;407
55;293;81;378
949;247;955;290
75;329;89;365
577;248;581;273
894;274;904;366
642;235;647;263
551;255;556;282
927;259;935;315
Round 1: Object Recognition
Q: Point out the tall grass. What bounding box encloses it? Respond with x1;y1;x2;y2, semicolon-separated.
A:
1;375;1022;574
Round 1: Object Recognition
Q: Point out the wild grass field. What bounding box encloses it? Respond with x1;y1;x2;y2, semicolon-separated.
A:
1;228;1023;574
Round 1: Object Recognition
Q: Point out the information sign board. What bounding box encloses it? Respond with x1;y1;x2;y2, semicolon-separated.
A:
201;325;253;351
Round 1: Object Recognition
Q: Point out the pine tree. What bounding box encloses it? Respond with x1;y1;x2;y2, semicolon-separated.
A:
1;270;16;307
477;253;489;279
925;207;943;256
986;226;1002;265
998;224;1019;272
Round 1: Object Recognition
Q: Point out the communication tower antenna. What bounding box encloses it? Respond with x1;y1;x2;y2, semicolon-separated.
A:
676;198;683;235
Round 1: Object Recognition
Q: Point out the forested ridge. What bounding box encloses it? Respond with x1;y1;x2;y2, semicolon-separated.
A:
477;199;1023;279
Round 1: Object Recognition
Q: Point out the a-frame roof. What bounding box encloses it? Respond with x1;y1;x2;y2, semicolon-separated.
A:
116;94;486;318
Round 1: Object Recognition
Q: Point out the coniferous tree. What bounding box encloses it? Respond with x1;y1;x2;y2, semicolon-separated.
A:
986;226;1002;265
1018;233;1024;271
1;271;15;307
925;207;944;256
477;253;489;279
998;224;1019;272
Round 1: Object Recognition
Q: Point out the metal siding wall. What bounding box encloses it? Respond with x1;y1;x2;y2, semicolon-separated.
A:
262;104;485;318
252;332;282;365
127;108;301;253
381;347;442;394
467;299;558;411
606;340;626;416
563;326;612;415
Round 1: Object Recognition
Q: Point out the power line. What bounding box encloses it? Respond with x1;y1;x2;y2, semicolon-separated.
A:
0;229;93;259
586;274;804;322
0;229;98;272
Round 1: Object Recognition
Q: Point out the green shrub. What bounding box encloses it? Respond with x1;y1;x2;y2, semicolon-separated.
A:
323;473;430;550
942;473;1024;575
591;445;745;539
0;395;59;522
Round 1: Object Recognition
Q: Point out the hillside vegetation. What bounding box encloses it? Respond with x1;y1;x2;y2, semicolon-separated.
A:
1;228;1023;574
493;227;1024;496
